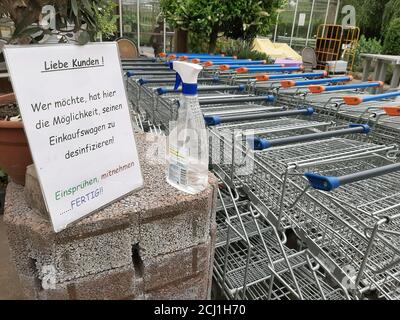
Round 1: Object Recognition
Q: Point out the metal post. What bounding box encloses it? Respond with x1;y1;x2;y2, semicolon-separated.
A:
163;18;167;54
390;64;400;89
273;12;280;43
334;0;341;24
324;0;331;25
290;0;299;47
378;62;388;93
137;0;141;52
119;0;123;38
373;60;383;81
361;58;372;82
372;59;383;93
306;0;316;46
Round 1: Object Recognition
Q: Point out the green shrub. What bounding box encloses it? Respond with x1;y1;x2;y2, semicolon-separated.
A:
218;38;272;62
382;0;400;35
383;18;400;55
95;1;118;38
354;35;383;71
187;37;272;62
188;33;210;54
232;48;271;62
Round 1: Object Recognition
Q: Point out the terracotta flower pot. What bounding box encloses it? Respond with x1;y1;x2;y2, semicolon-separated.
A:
0;93;33;185
0;76;13;94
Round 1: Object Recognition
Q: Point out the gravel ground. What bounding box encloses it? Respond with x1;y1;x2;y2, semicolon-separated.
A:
0;103;19;120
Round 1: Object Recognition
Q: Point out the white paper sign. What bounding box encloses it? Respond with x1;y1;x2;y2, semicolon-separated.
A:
298;13;306;27
4;43;143;232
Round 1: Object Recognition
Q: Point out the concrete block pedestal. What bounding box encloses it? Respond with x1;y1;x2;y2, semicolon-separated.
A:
3;132;217;300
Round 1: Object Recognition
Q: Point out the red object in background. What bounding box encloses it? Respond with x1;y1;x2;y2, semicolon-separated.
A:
0;93;33;185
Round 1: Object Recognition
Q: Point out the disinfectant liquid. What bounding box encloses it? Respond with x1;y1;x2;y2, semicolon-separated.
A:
166;61;209;194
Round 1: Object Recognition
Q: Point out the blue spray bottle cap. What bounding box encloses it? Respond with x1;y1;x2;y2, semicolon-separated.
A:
173;61;203;95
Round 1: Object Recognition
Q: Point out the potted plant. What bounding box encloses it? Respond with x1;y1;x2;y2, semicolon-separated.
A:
0;92;32;185
0;0;117;185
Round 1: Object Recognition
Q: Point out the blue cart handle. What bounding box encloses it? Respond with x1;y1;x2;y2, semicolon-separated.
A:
281;76;352;88
156;84;245;95
236;66;303;74
201;60;268;67
204;107;314;126
343;91;400;105
254;72;327;81
309;82;384;93
305;163;400;191
138;77;219;86
199;95;274;106
248;124;370;150
196;59;254;66
217;63;279;71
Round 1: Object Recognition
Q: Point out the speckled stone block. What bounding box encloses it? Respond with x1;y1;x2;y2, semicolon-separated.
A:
206;223;217;299
24;165;48;219
4;132;218;300
139;199;213;258
18;265;138;300
64;265;138;300
142;235;213;292
145;272;211;300
5;183;137;284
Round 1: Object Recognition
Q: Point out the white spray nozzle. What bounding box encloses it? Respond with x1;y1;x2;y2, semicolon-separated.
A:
173;61;203;84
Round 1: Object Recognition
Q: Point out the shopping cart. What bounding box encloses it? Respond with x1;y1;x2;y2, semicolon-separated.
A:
153;92;276;134
274;77;381;108
206;108;334;189
126;72;221;129
150;84;257;129
306;90;400;145
232;136;400;299
124;53;400;300
305;89;400;120
205;99;398;299
213;178;351;300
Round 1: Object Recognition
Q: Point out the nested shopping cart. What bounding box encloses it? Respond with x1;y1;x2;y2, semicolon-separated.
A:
304;89;400;145
213;179;351;300
205;108;337;188
126;73;221;131
205;107;376;189
150;85;264;131
213;128;398;299
273;76;360;107
230;136;400;299
123;54;400;300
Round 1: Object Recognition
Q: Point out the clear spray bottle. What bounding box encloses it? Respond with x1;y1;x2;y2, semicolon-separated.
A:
166;61;209;194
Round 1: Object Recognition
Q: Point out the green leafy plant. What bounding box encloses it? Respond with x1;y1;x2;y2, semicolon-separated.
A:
383;17;400;55
354;35;383;71
382;0;400;35
95;1;118;38
161;0;284;53
218;38;272;62
0;0;116;44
